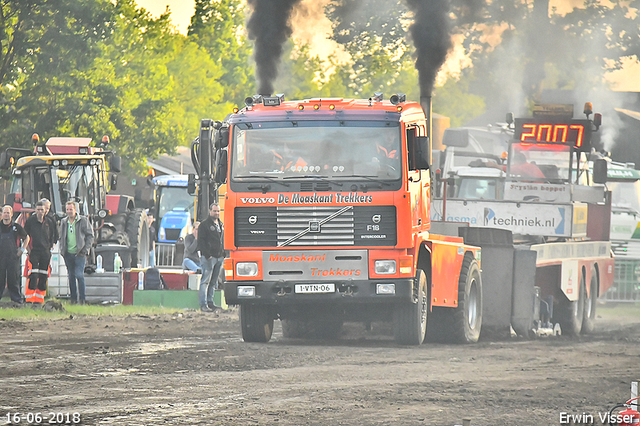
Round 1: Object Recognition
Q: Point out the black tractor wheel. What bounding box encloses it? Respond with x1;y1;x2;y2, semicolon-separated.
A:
393;269;428;345
582;267;599;334
556;273;585;336
240;304;274;343
450;256;482;343
126;209;150;268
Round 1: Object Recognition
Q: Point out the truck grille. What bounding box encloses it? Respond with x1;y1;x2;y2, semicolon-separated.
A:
235;206;396;247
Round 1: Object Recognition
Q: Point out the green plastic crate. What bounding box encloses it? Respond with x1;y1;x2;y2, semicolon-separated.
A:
132;289;227;309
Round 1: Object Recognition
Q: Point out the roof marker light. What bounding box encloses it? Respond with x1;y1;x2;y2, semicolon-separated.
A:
329;104;335;110
298;104;304;111
313;104;320;110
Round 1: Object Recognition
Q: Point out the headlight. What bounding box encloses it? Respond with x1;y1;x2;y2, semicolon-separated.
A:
375;260;396;274
236;262;258;277
376;283;396;295
237;286;256;297
159;227;166;240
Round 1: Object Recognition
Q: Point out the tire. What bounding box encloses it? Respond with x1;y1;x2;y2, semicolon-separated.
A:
581;267;598;335
126;209;150;268
557;273;585;336
450;256;482;343
393;269;428;345
240;304;274;343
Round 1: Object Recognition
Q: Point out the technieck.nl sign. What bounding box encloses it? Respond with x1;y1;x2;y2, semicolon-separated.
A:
239;192;374;205
431;200;571;237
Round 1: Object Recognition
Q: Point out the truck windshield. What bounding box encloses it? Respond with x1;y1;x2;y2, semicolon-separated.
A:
230;121;401;181
609;181;640;214
157;186;195;219
50;165;99;217
508;143;571;182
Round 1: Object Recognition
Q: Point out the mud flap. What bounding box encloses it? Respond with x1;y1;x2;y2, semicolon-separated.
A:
511;248;537;337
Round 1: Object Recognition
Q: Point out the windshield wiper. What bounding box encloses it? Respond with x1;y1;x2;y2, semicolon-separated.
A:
338;175;394;186
282;175;343;186
234;175;290;187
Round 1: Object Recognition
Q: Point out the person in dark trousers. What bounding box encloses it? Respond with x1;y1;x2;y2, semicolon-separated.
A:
197;203;225;312
0;205;28;304
24;201;57;304
182;222;201;272
59;201;94;304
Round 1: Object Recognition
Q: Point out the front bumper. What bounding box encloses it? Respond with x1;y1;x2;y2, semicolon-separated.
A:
224;278;415;306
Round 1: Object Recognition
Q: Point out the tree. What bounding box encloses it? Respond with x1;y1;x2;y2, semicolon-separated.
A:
188;0;254;107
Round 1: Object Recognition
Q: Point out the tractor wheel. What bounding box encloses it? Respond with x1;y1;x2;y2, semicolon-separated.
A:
582;267;599;335
450;256;483;343
393;269;428;345
240;304;274;343
126;209;150;268
557;273;585;336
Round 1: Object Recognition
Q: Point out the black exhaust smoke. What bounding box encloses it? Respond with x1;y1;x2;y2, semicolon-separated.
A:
405;0;453;99
247;0;302;96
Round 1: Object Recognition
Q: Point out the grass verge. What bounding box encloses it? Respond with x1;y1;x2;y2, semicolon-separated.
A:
0;298;192;321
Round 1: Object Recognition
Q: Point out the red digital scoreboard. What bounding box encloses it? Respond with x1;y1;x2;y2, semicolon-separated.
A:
514;118;593;151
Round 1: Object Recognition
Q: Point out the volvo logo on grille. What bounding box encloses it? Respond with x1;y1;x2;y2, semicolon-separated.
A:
372;214;381;224
248;215;258;225
309;220;321;233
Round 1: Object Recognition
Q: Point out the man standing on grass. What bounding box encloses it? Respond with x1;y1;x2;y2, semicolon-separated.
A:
0;205;28;304
197;203;225;312
24;201;57;304
59;201;94;304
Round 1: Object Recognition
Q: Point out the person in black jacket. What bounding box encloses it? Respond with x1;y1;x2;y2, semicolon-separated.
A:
197;203;225;312
24;201;57;304
0;205;28;304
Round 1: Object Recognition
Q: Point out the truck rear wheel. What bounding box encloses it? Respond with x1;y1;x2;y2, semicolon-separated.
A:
556;273;585;336
240;304;274;343
393;269;428;345
126;209;150;268
451;256;482;343
581;267;598;335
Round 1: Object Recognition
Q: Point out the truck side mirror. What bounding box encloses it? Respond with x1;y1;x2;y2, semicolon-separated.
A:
442;128;469;147
110;155;122;173
187;173;197;195
214;127;230;149
110;174;118;190
0;151;9;169
593;158;607;184
415;136;431;170
214;150;228;184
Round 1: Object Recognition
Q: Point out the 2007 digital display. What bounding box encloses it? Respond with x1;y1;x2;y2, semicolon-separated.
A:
514;118;592;151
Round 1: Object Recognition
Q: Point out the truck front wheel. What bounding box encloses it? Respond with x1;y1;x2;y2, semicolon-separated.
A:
451;256;482;343
393;269;428;345
240;304;274;343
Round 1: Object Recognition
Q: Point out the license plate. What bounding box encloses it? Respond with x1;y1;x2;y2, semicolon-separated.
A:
294;283;335;294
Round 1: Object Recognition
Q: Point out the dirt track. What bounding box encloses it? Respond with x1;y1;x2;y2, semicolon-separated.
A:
0;305;639;426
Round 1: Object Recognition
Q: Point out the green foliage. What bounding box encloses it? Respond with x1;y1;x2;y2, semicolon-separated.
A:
433;76;485;127
188;0;254;107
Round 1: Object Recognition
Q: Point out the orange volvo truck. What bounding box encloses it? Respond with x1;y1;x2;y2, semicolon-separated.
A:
202;93;482;344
